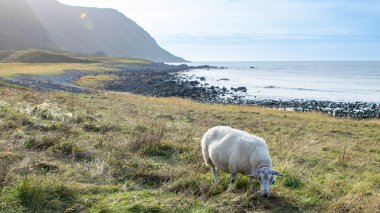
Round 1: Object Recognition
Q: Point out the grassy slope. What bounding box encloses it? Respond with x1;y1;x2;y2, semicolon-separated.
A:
1;50;95;64
0;83;379;212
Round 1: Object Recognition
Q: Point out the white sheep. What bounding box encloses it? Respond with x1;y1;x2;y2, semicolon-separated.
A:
201;126;283;197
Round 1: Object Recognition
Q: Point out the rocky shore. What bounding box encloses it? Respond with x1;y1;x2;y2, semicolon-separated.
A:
2;62;379;119
104;64;379;119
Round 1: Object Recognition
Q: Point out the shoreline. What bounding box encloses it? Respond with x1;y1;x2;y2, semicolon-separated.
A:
2;62;379;119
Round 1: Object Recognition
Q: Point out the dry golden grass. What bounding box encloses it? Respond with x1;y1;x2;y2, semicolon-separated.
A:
0;63;114;77
75;74;118;87
0;83;379;212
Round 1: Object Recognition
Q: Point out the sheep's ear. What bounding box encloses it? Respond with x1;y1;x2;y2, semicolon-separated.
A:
248;171;259;177
272;170;285;177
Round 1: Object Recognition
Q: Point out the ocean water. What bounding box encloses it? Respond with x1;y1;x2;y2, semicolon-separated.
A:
175;61;380;103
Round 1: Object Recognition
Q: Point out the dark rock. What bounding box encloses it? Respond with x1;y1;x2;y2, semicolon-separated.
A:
232;87;247;92
264;86;276;89
189;81;200;86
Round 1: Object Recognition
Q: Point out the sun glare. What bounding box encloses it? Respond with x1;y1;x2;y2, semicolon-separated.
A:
80;13;87;19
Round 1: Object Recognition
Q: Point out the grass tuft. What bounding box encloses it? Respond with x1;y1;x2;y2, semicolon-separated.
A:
12;177;80;212
282;170;303;189
24;134;62;150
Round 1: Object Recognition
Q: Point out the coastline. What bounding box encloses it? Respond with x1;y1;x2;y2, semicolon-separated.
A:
2;62;379;119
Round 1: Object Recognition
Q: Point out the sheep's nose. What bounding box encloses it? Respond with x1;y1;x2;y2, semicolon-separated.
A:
263;193;269;198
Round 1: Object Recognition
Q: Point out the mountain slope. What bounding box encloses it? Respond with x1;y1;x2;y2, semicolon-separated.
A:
0;0;185;62
0;0;55;50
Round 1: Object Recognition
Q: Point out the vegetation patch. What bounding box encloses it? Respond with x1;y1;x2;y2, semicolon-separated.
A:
0;63;114;77
1;49;96;64
282;170;304;189
8;177;81;212
129;124;171;156
23;134;62;150
75;74;118;87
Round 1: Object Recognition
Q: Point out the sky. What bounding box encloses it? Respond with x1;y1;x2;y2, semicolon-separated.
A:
57;0;380;61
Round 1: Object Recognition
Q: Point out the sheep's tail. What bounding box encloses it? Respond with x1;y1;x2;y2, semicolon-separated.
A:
201;133;214;167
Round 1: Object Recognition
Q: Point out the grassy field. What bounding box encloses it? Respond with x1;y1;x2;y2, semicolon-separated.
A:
0;63;115;78
0;49;151;78
75;74;119;87
0;82;379;212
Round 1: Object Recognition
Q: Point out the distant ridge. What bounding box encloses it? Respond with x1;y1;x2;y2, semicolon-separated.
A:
0;0;185;62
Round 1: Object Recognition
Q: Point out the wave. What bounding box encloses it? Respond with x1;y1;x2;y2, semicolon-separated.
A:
262;86;380;93
260;86;369;93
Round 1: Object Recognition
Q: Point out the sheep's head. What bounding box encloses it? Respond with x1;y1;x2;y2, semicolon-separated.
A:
249;167;284;197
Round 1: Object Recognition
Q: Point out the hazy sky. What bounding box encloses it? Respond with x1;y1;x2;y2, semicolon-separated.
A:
57;0;380;61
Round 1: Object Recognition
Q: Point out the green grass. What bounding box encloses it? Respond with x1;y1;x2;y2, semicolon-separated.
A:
8;177;80;212
0;82;379;212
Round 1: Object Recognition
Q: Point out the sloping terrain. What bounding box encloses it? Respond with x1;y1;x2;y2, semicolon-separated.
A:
1;50;95;63
0;0;55;50
0;0;185;62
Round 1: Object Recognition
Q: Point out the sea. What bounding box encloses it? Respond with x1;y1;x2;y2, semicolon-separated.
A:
173;61;380;103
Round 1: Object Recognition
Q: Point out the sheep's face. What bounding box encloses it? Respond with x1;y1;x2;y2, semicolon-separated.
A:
250;168;284;198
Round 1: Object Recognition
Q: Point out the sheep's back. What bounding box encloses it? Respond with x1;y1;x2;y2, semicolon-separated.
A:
204;126;265;174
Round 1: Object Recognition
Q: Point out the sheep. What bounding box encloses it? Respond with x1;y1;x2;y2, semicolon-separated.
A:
201;126;284;197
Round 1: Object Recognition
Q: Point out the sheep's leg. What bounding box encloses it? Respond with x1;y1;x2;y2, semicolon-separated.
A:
249;176;254;192
211;167;218;185
227;173;236;192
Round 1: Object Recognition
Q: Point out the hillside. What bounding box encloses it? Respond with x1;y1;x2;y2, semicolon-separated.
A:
1;50;95;63
0;82;379;212
0;0;55;50
0;0;185;62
